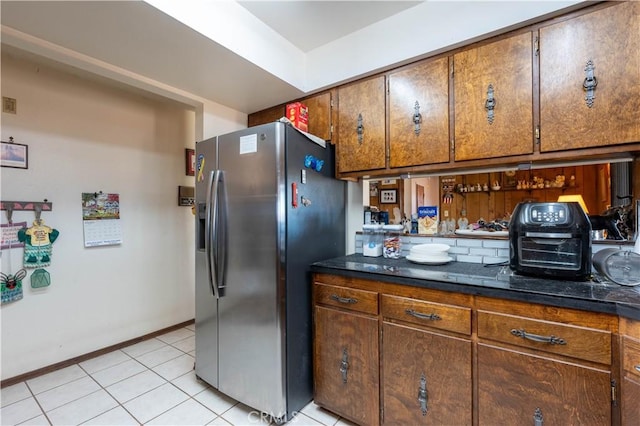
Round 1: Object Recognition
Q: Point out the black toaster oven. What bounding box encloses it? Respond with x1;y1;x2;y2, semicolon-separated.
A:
509;202;592;280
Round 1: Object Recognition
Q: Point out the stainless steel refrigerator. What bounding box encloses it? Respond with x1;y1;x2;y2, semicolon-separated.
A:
195;122;345;422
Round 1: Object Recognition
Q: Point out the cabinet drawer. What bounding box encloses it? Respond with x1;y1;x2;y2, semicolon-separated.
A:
381;294;471;335
314;283;378;315
477;311;611;365
622;336;640;381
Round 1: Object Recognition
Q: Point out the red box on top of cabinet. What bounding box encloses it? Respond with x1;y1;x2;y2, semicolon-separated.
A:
286;102;308;132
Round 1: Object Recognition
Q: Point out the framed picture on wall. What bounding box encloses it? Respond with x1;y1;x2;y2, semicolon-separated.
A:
185;148;195;176
380;189;397;204
1;140;28;169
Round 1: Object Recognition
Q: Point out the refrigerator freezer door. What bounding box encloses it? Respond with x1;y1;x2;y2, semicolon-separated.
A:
216;124;287;416
195;137;219;388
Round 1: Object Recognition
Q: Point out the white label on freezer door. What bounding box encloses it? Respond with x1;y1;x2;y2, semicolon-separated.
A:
239;134;257;154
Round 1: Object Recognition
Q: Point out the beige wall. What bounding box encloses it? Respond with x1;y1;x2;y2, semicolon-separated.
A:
0;53;202;380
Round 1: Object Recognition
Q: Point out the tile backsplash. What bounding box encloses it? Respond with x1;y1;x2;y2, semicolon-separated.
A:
355;233;633;265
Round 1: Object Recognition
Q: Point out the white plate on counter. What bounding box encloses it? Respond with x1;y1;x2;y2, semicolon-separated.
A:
406;255;453;265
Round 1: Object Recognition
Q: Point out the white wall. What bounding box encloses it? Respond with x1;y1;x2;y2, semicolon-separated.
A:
0;53;242;380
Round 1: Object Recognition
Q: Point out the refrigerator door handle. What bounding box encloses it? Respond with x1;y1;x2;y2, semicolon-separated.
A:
205;170;220;299
216;171;228;294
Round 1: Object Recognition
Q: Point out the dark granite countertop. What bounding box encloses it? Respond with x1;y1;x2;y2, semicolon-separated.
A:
311;254;640;321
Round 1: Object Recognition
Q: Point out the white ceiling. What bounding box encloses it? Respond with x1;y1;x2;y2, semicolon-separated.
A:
237;1;422;52
0;1;584;114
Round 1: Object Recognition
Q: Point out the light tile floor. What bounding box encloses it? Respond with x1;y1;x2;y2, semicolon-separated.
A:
0;325;355;426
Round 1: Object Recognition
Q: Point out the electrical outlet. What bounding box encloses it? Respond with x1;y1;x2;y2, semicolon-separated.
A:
444;210;449;217
3;97;16;114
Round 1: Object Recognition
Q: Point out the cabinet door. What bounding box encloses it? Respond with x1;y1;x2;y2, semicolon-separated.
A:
478;344;611;425
248;104;285;127
621;334;640;425
304;91;332;141
453;32;533;161
382;322;471;425
539;2;640;152
389;57;450;168
314;305;380;426
336;76;386;174
622;377;640;426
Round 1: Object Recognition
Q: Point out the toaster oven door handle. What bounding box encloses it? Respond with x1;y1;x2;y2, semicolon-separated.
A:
525;231;573;239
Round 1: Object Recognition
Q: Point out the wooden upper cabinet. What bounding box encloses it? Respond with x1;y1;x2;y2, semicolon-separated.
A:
539;2;640;152
303;91;332;141
453;32;534;161
388;57;450;168
336;75;386;174
248;91;333;140
248;104;285;128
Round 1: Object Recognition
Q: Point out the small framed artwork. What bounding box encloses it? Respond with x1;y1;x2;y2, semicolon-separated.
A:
380;189;397;204
185;148;195;176
1;140;28;169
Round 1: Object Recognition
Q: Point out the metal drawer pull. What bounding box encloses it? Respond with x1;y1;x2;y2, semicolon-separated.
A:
413;101;422;135
417;373;428;416
534;408;544;426
484;83;496;124
340;348;349;383
511;329;566;345
406;309;441;321
356;113;364;144
583;59;597;108
330;294;357;304
635;365;640;373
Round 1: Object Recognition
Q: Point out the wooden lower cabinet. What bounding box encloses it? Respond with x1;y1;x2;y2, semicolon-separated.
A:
313;305;380;426
477;344;612;425
312;273;628;425
621;318;640;425
382;322;471;425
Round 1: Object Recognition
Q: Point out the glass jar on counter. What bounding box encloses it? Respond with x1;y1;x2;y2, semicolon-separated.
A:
362;224;384;257
382;224;404;259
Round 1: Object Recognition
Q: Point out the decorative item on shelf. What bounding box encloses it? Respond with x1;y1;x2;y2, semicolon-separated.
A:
491;181;501;191
553;175;566;188
503;170;517;189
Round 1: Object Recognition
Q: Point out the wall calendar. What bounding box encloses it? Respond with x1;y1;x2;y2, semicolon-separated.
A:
81;192;122;247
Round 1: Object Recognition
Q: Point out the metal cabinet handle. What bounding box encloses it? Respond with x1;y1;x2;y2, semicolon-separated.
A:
356;113;364;144
635;365;640;373
583;59;597;108
484;84;496;124
330;294;358;304
405;309;441;321
413;101;422;135
534;408;544;426
511;329;566;345
340;348;349;383
417;373;428;416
